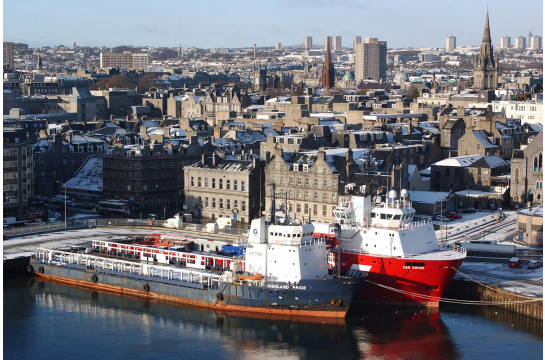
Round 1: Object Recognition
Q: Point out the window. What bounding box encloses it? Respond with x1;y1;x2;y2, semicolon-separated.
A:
323;179;328;187
234;180;237;190
227;199;231;209
323;168;326;174
289;189;294;198
235;200;238;209
314;179;318;187
191;177;194;187
323;193;327;201
212;198;216;208
226;179;230;190
205;178;208;188
314;191;318;200
205;197;209;208
332;180;336;189
332;193;336;202
297;177;302;185
297;189;302;198
280;175;284;184
296;203;301;213
220;179;223;190
272;175;276;183
323;205;327;216
305;178;309;186
313;204;317;216
289;176;293;185
212;178;216;188
477;144;480;151
305;190;309;199
241;181;245;192
242;201;246;212
219;199;223;209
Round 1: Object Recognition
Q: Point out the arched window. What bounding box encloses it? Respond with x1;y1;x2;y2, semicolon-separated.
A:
534;157;538;172
528;189;534;203
539;153;543;172
515;168;519;183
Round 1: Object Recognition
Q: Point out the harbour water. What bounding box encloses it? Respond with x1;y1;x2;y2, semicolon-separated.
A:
3;277;543;360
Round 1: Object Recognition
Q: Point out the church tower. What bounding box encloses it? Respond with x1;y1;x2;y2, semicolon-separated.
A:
321;36;335;88
474;9;498;90
252;62;267;92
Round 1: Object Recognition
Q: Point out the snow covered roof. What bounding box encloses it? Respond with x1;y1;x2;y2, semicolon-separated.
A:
473;130;499;149
236;130;266;144
433;155;484;167
418;121;441;135
64;157;103;192
408;164;417;181
408;190;451;204
517;206;543;217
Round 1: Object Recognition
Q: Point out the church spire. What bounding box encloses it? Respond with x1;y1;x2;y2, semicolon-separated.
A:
324;36;332;67
482;7;491;43
321;37;335;88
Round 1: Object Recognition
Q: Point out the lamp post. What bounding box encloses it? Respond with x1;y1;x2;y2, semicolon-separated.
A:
57;181;67;229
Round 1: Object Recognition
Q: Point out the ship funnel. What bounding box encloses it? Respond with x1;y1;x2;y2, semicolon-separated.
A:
388;190;397;200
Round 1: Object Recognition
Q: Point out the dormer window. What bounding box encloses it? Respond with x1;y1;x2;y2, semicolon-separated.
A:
293;164;299;171
303;164;308;172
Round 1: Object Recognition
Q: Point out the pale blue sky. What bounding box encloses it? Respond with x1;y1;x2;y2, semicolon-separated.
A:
3;0;543;49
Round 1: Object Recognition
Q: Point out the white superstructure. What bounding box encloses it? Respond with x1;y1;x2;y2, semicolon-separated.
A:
334;190;443;258
245;217;328;282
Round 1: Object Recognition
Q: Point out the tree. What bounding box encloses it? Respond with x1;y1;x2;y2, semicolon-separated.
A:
137;74;162;93
410;87;420;99
88;74;135;91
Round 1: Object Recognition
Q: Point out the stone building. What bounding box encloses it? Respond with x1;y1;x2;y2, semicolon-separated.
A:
511;131;543;207
516;206;543;247
3;129;33;220
264;146;359;223
184;154;265;224
321;37;335;88
101;142;181;211
33;131;107;196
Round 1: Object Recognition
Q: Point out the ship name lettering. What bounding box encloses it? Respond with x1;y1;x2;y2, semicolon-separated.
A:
292;285;306;290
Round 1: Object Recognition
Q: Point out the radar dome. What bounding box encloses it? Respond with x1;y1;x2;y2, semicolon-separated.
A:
388;190;398;200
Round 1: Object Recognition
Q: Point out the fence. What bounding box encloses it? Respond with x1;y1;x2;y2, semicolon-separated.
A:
4;218;250;238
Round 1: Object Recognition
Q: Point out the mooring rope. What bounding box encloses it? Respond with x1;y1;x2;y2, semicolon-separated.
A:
365;279;542;306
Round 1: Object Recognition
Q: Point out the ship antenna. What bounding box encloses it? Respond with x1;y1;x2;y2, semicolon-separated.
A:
270;183;276;225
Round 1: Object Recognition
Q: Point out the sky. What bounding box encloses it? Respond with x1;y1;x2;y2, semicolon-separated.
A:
3;0;544;49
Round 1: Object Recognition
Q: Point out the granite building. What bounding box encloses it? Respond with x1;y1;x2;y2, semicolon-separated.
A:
184;154;265;223
511;131;543;207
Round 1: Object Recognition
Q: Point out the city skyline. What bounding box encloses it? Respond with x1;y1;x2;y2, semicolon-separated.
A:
3;0;543;49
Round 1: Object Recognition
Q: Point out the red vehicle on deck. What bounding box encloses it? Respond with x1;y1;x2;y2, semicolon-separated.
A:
446;212;462;219
508;257;521;268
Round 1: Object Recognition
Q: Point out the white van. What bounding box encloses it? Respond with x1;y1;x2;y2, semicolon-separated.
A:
163;213;184;229
204;222;219;233
216;217;237;230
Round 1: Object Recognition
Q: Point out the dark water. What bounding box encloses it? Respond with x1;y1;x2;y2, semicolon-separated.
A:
3;277;543;360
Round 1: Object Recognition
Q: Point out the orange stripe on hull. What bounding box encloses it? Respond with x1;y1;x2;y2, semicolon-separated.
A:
34;273;347;319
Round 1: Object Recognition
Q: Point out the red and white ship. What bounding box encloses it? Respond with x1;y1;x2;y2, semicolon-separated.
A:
314;189;466;308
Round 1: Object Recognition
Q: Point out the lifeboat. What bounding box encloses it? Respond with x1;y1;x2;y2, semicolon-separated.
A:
237;272;264;281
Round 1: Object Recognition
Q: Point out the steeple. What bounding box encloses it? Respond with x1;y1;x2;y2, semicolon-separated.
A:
321;37;335;88
482;7;491;43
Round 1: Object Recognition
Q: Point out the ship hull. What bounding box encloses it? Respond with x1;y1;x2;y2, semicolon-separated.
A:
340;253;464;307
29;258;365;318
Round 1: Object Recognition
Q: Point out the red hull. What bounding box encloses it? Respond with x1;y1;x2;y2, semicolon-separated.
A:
340;253;464;307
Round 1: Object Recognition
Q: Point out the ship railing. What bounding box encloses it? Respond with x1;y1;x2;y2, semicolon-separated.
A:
34;247;223;288
363;217;432;231
268;238;326;247
339;245;467;261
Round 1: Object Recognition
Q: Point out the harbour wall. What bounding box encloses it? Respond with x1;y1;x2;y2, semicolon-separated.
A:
444;279;543;320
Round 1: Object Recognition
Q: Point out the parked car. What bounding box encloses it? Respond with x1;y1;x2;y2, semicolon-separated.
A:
461;208;476;213
528;260;542;269
446;212;462;219
435;215;449;222
184;224;198;231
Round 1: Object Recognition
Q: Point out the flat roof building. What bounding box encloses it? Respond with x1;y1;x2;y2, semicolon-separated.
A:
99;51;150;70
446;36;456;50
355;38;387;83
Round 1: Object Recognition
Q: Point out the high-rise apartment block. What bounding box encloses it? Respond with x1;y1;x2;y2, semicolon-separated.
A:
355;38;387;83
446;36;456;50
332;36;341;51
500;36;511;48
99;51;150;70
304;36;313;51
530;36;542;50
3;42;14;68
276;43;282;50
515;36;526;49
353;36;361;49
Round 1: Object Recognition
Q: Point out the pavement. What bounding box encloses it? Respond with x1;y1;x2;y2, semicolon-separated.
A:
456;260;543;298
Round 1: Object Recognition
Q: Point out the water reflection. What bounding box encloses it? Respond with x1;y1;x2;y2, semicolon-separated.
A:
3;277;542;360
